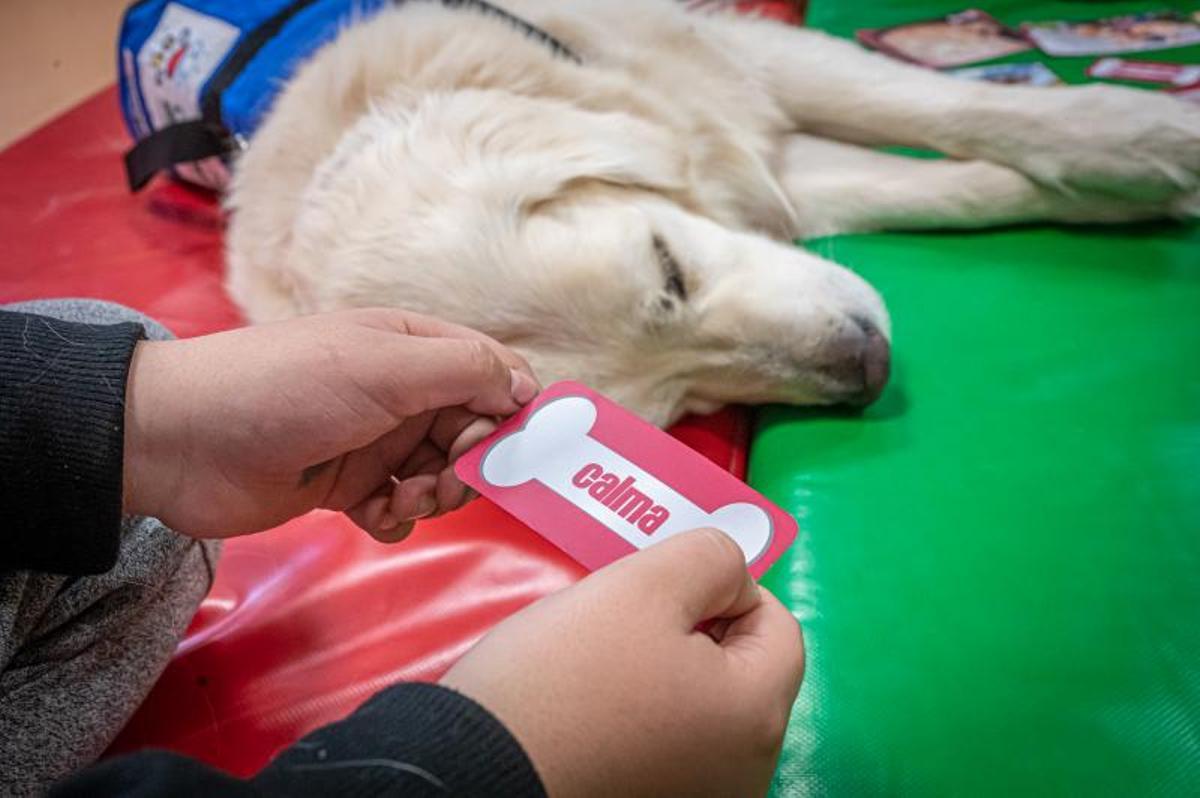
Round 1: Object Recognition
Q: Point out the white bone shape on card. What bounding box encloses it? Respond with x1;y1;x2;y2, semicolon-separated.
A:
480;395;773;564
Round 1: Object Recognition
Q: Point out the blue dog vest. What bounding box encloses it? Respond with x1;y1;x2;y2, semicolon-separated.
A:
117;0;579;191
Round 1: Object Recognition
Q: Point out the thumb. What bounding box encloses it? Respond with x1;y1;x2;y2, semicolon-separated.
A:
384;336;541;417
600;528;761;629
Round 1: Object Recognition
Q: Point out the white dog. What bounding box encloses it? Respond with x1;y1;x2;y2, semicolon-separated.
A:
226;0;1200;426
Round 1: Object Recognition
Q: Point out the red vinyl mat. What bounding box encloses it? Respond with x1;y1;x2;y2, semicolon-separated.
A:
0;88;750;776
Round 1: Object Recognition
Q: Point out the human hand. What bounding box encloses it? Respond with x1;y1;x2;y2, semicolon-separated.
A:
441;529;805;797
123;308;539;540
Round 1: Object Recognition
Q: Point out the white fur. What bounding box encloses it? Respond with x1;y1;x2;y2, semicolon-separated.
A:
226;0;1200;425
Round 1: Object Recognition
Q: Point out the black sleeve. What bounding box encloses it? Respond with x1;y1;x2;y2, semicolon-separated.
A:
53;683;547;798
0;310;144;575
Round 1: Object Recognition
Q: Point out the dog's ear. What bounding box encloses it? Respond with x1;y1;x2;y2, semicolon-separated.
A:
457;91;689;205
452;91;797;235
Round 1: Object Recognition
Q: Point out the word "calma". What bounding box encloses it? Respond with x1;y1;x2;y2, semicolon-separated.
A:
571;463;670;534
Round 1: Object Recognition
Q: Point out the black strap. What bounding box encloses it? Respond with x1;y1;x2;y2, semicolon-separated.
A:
124;0;581;191
124;120;229;191
438;0;581;65
201;0;322;126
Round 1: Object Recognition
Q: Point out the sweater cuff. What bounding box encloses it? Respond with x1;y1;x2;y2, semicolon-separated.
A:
0;311;144;575
255;682;548;798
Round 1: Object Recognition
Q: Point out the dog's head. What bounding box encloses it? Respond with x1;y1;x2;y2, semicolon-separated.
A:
290;90;890;425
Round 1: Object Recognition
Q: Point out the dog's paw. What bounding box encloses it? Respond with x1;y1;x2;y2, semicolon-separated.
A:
986;84;1200;204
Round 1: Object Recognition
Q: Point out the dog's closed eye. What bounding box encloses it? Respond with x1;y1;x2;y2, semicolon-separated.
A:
653;234;689;302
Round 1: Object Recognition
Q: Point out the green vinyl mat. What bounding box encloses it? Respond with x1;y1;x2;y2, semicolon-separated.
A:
755;3;1200;795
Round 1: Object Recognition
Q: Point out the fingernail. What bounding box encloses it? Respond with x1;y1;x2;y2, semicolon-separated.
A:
510;369;539;406
377;513;400;533
402;495;437;522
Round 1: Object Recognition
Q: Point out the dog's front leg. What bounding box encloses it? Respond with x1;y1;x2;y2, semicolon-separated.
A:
778;135;1175;237
722;21;1200;212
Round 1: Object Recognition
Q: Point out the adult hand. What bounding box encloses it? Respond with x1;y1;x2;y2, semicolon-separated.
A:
442;529;805;797
123;308;539;540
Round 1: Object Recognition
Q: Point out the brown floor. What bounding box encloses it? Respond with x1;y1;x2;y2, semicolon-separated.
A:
0;0;131;148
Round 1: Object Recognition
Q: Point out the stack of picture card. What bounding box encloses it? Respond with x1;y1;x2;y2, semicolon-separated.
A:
856;9;1200;100
1023;11;1200;57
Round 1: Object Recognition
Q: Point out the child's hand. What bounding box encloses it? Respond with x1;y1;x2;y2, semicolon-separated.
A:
122;308;539;540
442;528;805;797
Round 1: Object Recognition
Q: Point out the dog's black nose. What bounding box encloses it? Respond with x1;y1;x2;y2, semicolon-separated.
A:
846;315;890;406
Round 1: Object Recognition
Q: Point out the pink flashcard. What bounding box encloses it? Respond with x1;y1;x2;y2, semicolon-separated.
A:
455;381;798;579
1171;82;1200;105
1087;57;1200;86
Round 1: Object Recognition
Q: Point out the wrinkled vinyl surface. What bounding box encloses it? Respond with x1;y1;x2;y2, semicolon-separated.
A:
3;1;1197;788
0;88;750;775
760;2;1200;795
